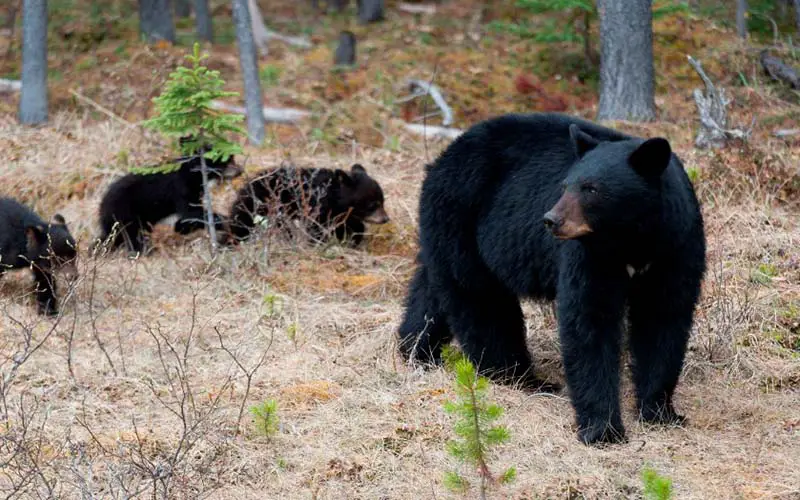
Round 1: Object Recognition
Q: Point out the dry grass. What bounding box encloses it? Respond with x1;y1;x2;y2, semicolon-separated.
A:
1;1;800;498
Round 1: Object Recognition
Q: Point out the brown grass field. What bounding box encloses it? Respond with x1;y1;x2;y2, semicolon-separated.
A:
0;1;799;498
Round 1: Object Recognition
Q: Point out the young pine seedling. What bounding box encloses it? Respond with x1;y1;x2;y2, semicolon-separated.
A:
443;357;516;498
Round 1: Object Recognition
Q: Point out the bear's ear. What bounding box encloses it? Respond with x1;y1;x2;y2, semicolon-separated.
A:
350;164;366;176
335;169;355;186
628;137;672;179
569;124;600;159
25;225;46;252
51;214;66;226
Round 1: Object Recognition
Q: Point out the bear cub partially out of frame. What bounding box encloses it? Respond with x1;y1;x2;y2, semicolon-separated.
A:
398;112;706;446
0;197;78;316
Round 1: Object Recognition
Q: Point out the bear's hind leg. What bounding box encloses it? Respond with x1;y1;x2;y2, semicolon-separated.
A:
398;264;452;365
627;264;700;425
443;281;557;392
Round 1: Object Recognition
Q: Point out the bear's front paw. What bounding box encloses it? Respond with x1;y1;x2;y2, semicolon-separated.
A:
577;421;626;446
640;402;686;426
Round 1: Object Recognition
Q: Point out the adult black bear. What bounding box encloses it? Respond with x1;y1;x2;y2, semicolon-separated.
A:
398;113;706;445
0;197;78;316
96;139;242;254
226;164;390;246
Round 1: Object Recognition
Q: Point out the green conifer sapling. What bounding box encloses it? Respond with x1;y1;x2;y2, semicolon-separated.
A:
143;42;244;253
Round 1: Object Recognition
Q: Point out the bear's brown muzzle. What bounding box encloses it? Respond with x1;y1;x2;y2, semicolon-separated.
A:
543;191;593;240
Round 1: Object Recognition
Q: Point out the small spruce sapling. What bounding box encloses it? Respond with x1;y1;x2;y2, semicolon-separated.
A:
443;358;516;498
642;466;674;500
143;42;245;254
250;399;279;439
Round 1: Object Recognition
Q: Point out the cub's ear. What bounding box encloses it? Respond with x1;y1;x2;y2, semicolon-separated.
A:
25;225;46;252
569;124;600;159
335;169;354;186
51;214;66;225
629;137;672;179
350;163;366;175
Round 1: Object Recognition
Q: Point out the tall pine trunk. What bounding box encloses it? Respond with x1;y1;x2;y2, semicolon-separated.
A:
596;0;656;122
736;0;748;39
232;0;265;145
793;0;800;34
139;0;175;43
194;0;213;42
19;0;48;125
175;0;191;18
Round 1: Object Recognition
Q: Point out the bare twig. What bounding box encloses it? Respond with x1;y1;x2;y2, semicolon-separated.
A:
215;326;272;434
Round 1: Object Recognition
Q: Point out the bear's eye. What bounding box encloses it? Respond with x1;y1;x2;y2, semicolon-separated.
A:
581;184;598;195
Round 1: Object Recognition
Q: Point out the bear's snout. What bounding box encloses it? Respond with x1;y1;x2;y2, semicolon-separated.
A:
544;191;593;240
542;210;561;230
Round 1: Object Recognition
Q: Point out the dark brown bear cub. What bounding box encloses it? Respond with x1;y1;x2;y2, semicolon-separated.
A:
95;137;242;254
0;197;78;316
227;164;389;246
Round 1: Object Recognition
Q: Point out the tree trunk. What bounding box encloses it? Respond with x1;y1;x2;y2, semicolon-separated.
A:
793;0;800;34
175;0;191;18
736;0;747;39
232;0;265;145
19;0;48;125
194;0;213;41
357;0;384;24
596;0;656;122
139;0;175;43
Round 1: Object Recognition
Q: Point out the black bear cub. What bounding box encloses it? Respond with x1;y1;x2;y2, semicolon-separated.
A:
227;163;390;246
398;113;706;445
0;197;78;316
96;137;242;254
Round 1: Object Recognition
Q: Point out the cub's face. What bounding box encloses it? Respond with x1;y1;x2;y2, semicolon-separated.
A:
336;164;390;225
26;214;78;278
543;125;672;240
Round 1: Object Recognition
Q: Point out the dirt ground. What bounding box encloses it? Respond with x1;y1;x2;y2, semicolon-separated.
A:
0;1;799;498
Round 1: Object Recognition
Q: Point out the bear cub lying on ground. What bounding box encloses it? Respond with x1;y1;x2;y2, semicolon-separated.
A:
226;163;389;246
0;197;78;316
96;137;242;254
398;112;706;445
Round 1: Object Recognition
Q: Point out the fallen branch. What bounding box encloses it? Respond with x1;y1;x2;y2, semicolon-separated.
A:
210;100;311;123
398;2;436;15
402;79;454;126
687;55;754;149
69;89;138;129
403;123;463;140
0;79;21;92
773;128;800;137
246;0;311;55
759;50;800;89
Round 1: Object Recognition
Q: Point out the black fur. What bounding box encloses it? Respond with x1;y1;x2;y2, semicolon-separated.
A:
0;197;78;316
96;142;241;253
398;113;706;445
227;163;389;246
